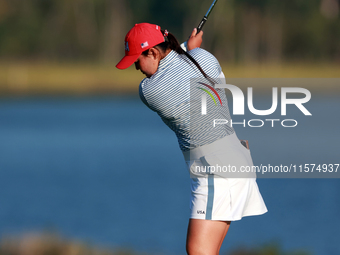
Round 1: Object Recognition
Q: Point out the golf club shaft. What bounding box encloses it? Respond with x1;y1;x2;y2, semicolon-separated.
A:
181;0;219;51
196;0;219;33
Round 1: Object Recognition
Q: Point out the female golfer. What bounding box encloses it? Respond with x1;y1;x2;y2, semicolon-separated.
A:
116;23;267;255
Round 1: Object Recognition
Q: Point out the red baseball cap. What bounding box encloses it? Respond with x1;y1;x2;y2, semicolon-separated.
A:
116;23;165;69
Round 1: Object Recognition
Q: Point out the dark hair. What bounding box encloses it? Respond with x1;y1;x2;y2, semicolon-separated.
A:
143;30;215;85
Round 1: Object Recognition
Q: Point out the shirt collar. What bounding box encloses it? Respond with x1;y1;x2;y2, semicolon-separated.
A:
157;50;178;70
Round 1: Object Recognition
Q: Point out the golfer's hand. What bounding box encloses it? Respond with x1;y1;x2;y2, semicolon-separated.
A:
187;28;203;51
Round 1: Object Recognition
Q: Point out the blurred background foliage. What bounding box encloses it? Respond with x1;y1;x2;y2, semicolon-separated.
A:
0;232;311;255
0;0;339;94
0;0;339;63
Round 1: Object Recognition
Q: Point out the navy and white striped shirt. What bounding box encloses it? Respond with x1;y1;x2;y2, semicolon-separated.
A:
139;48;234;151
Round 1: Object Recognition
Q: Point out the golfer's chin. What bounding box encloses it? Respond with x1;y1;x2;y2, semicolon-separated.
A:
142;72;152;78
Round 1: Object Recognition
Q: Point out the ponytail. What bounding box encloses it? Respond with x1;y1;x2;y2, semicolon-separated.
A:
155;30;215;85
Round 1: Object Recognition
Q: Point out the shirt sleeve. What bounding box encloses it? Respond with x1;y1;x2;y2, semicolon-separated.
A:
187;48;222;79
139;78;151;109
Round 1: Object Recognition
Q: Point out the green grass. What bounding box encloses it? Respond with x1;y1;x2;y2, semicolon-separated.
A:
0;232;313;255
0;61;339;95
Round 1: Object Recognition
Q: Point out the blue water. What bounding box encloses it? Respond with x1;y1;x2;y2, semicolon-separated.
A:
0;95;339;255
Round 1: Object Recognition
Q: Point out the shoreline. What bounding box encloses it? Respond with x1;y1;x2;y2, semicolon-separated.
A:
0;62;339;95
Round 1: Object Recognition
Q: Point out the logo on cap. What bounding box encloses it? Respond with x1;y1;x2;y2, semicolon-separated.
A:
125;41;129;52
141;41;149;49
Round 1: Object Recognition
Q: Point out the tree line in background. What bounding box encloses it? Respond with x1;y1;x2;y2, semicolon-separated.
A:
0;0;339;64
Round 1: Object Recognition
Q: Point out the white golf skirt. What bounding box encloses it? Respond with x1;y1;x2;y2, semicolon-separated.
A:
182;133;268;221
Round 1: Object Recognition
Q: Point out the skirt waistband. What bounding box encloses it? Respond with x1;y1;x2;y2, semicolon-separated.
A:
182;132;242;161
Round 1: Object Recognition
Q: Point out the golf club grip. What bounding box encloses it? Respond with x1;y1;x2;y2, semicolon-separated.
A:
197;17;207;34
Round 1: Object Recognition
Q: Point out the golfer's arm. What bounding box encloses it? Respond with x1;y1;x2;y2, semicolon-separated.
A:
187;28;203;51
